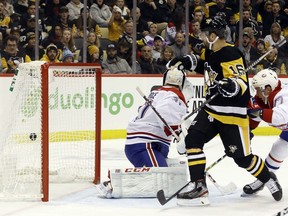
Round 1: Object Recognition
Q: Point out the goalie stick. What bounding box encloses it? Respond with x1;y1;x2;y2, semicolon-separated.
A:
136;86;181;141
156;154;234;205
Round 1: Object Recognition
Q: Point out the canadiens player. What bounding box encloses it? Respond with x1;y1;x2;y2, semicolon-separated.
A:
96;59;197;198
124;65;194;167
243;69;288;196
174;14;283;205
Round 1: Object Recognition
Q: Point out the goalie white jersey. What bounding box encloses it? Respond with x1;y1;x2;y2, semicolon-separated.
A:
125;86;188;167
126;87;187;146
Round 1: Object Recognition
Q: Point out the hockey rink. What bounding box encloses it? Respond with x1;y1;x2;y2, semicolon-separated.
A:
0;136;287;216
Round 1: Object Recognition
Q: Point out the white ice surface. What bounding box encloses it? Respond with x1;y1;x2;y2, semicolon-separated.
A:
0;136;287;216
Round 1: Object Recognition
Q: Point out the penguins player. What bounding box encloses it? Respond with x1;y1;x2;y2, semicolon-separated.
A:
170;14;283;205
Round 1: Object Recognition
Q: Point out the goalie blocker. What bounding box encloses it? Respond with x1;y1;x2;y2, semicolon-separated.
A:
96;159;187;198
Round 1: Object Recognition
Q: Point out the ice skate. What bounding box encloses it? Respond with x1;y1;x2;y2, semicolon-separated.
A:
242;172;282;201
95;181;113;198
242;179;264;197
177;180;209;206
265;172;282;201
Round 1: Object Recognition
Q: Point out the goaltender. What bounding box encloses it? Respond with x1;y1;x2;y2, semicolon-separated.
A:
96;55;197;198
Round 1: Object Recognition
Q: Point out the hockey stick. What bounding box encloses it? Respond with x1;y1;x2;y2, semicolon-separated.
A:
156;154;231;205
205;154;227;171
164;40;287;201
157;181;190;205
206;171;237;195
186;39;287;196
135;87;236;204
273;206;288;216
182;37;287;123
136;86;181;141
205;154;237;195
203;39;285;196
241;37;287;75
181;92;219;122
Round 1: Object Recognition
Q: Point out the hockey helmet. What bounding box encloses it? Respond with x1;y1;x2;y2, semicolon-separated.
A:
163;66;186;90
204;13;227;38
252;68;279;92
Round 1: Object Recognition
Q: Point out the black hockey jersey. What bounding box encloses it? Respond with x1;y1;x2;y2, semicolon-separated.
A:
195;44;250;127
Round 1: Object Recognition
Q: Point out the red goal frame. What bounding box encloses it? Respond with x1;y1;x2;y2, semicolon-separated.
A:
41;63;102;201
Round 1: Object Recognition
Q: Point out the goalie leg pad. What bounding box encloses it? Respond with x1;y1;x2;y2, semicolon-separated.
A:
166;158;187;168
109;167;188;198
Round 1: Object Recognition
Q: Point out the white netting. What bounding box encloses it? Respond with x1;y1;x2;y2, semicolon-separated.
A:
0;61;99;199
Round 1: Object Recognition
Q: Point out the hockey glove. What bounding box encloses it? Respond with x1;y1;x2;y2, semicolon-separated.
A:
167;55;198;71
218;78;240;98
167;57;183;68
248;97;260;110
247;108;263;119
247;97;263;120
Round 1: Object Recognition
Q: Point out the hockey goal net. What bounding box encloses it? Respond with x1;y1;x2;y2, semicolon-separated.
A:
0;61;102;201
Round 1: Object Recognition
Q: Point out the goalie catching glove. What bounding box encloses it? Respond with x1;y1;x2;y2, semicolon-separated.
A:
217;78;240;98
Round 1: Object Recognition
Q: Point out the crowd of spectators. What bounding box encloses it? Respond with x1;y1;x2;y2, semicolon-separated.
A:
0;0;287;74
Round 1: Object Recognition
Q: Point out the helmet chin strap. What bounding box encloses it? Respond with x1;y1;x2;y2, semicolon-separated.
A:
260;88;269;104
206;36;219;50
262;94;268;104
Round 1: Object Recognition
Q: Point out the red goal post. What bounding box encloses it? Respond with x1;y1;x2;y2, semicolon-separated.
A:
41;63;102;201
0;62;102;202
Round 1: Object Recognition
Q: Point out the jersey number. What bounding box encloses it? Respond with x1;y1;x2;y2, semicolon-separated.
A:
229;64;245;76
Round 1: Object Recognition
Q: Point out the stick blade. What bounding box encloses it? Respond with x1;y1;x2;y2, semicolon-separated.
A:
157;190;167;205
219;182;237;195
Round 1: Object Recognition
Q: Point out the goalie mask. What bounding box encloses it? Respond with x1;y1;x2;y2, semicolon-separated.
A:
252;68;279;103
163;67;186;90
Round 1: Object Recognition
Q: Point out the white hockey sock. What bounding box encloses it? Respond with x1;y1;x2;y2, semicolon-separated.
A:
265;138;288;172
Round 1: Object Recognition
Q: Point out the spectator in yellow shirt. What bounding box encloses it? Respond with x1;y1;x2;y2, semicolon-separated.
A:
108;6;126;42
0;1;11;41
1;35;31;74
40;43;60;63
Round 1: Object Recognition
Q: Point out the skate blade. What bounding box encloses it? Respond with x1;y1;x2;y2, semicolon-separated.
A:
240;192;258;198
95;183;113;198
177;197;210;206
